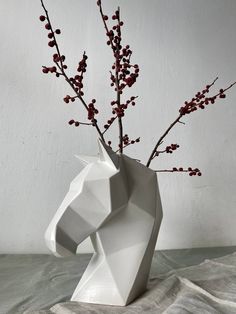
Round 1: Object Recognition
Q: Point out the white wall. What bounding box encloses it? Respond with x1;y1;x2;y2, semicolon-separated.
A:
0;0;236;253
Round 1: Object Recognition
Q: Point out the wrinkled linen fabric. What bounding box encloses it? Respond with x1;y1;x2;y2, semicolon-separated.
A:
1;247;236;314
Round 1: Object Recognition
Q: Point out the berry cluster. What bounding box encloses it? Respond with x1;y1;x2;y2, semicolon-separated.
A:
166;144;179;153
39;14;70;77
39;13;71;81
172;167;202;176
156;143;180;156
104;117;116;130
39;10;87;96
39;14;61;42
70;53;88;96
97;2;140;93
116;135;140;151
179;78;228;116
42;65;61;77
68;120;80;127
88;99;99;122
110;95;137;118
63;95;76;103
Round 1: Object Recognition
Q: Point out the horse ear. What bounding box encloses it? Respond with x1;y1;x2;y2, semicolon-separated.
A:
75;155;98;166
98;139;119;170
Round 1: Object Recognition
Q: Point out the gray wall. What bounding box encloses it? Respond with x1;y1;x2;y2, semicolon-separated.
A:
0;0;236;253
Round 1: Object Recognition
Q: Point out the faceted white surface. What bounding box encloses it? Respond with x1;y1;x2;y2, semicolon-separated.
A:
45;140;163;305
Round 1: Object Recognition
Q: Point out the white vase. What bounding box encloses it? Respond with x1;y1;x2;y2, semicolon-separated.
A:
45;140;163;306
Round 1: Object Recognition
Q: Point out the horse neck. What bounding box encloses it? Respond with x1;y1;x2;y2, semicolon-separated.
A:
90;156;158;270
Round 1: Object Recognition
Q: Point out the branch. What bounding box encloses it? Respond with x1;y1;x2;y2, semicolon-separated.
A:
115;136;140;152
40;0;106;143
68;119;93;126
146;114;182;167
146;77;236;167
155;167;202;176
98;2;124;153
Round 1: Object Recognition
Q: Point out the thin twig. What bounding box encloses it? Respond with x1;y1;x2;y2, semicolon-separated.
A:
102;115;118;135
154;169;189;173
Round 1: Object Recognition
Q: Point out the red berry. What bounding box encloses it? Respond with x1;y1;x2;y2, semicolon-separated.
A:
45;23;50;30
103;15;108;21
48;41;55;47
68;120;74;125
39;15;46;22
108;141;112;145
55;29;61;34
97;0;101;5
179;167;183;171
42;68;49;73
219;94;226;98
48;33;53;39
75;122;80;127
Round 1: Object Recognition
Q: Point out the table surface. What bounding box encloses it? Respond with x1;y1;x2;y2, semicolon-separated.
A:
1;246;236;314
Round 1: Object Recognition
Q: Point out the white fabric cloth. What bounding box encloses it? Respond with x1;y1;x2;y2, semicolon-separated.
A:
1;248;236;314
31;252;236;314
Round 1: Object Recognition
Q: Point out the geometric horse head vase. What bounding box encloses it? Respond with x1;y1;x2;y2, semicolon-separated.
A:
45;139;163;306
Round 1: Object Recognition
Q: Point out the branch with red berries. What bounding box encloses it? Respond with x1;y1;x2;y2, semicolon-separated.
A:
155;167;202;177
97;0;140;153
39;0;106;143
155;144;180;157
115;135;140;152
146;77;236;167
